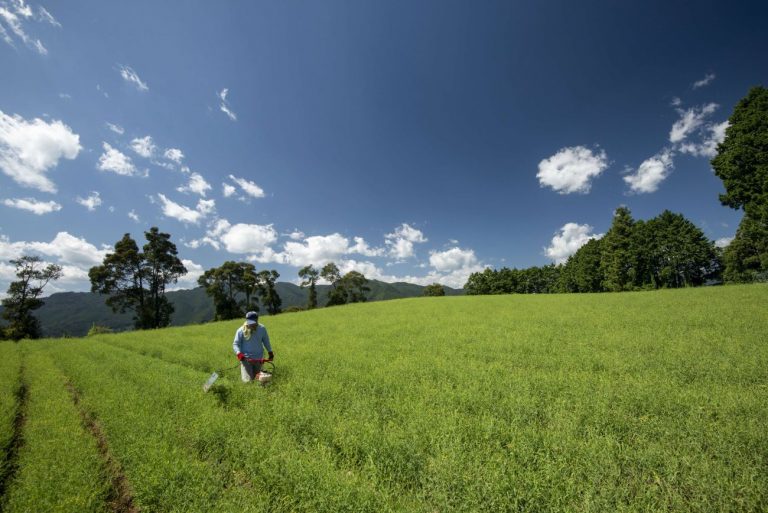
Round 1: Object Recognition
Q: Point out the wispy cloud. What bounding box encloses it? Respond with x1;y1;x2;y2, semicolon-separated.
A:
163;148;184;164
0;110;81;193
537;146;609;194
669;103;718;143
228;174;265;198
692;73;716;89
130;135;156;158
119;65;149;91
0;0;51;54
3;197;62;215
76;191;102;211
177;172;212;197
218;88;237;121
105;122;124;135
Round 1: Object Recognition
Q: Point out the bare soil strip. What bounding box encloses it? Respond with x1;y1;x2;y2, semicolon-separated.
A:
64;381;139;513
0;364;27;506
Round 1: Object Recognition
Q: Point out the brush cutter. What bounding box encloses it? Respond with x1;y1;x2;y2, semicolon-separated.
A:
203;358;275;392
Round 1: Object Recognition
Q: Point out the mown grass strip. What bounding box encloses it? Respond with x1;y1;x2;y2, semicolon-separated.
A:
0;343;24;506
1;346;110;513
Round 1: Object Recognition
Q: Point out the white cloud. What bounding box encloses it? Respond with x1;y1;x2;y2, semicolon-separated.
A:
97;142;140;176
669;103;718;143
624;149;675;194
37;6;60;27
670;97;682;107
130;135;155;158
119;65;149;91
679;120;729;158
176;172;211;196
222;183;236;197
76;191;102;211
219;88;237;121
351;236;384;257
220;223;279;254
25;232;108;268
128;209;140;222
545;223;603;264
171;259;204;290
288;230;304;240
228;174;265;198
105;122;124;135
164;148;184;164
3;197;61;215
714;237;733;248
385;223;427;259
281;233;350;267
156;194;214;224
429;247;478;272
0;110;81;193
537;146;608;194
0;1;47;54
692;73;716;89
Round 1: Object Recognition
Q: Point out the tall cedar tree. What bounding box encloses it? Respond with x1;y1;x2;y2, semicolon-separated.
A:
341;271;370;303
321;262;346;306
1;256;62;340
90;228;187;330
600;207;636;291
298;265;319;309
257;270;282;315
711;86;768;280
199;261;249;320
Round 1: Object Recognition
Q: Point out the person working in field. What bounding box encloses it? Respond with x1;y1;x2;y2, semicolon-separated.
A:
233;311;274;383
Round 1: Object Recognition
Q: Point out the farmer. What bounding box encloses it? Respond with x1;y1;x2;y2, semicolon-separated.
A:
233;311;274;383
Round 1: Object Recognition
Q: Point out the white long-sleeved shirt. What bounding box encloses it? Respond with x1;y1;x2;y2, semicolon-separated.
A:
233;323;272;360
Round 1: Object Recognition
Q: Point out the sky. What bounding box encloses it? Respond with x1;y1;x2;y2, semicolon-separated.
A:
1;0;767;295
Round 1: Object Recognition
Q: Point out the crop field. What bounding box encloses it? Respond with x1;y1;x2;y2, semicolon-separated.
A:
0;284;766;512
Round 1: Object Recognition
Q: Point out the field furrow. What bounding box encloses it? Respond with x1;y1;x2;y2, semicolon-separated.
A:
1;346;111;513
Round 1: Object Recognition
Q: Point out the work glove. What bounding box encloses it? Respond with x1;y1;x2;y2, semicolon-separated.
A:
268;351;274;361
237;352;245;361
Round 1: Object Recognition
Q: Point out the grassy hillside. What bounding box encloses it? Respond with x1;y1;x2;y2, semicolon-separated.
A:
0;285;766;512
8;280;462;337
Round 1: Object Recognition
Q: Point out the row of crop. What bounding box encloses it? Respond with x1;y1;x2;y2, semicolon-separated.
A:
2;344;110;513
53;337;400;513
0;342;22;500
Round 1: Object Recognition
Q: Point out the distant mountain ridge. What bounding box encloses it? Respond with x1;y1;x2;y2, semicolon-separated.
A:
4;280;462;338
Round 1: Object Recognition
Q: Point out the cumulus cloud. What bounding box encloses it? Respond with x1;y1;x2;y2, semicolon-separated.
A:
537;146;608;194
228;174;265;198
351;237;384;257
164;148;184;164
714;237;733;248
130;135;155;158
3;197;61;215
220;223;279;254
222;183;236;197
692;73;716;89
97;142;140;176
288;230;304;240
119;65;148;91
679;120;729;158
623;148;675;194
156;194;215;225
105;122;124;135
176;172;211;196
545;223;604;264
25;232;109;268
669;103;718;143
429;247;478;272
0;110;81;192
76;191;102;211
171;259;205;290
219;88;237;121
385;223;427;260
281;233;351;267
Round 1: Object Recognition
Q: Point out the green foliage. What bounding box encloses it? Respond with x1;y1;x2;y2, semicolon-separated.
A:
2;286;765;511
723;213;768;283
422;283;446;296
712;86;768;224
89;228;187;330
600;206;636;291
258;270;282;315
86;324;113;337
1;256;62;340
558;238;604;292
465;265;561;294
0;342;22;492
198;261;259;320
298;265;319;309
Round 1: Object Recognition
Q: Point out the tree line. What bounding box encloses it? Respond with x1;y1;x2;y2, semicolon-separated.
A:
465;208;721;294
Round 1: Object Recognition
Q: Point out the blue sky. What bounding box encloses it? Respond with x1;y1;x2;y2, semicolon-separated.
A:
1;0;766;294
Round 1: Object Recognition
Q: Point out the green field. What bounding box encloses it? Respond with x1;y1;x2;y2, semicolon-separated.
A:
1;285;766;512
